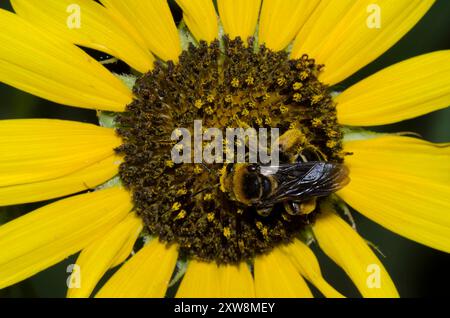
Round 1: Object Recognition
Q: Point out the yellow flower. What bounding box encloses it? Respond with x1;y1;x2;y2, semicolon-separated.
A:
0;0;449;299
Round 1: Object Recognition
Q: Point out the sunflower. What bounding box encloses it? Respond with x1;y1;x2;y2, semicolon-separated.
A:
0;0;449;298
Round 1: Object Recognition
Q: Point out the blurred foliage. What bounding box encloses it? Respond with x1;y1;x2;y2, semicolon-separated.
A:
0;0;449;297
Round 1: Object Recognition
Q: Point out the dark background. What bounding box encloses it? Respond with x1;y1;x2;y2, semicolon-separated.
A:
0;1;449;297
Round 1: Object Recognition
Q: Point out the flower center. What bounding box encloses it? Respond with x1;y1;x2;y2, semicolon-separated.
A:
116;37;344;264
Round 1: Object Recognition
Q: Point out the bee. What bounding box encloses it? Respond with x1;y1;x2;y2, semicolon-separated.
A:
219;129;349;217
220;161;349;217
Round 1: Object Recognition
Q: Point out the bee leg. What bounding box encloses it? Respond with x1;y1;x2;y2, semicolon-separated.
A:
276;129;308;162
299;198;317;215
284;198;317;215
284;201;301;215
304;145;328;161
256;207;272;217
296;152;308;163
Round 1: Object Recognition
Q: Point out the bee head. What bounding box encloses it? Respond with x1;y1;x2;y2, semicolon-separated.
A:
220;163;272;206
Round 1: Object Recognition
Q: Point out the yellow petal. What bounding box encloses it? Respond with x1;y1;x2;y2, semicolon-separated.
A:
0;155;121;206
0;9;132;111
218;263;255;298
96;2;147;51
282;240;344;298
336;51;450;126
0;187;132;289
96;240;178;298
108;225;143;269
0;119;121;187
100;0;181;62
176;260;220;298
67;213;143;298
217;0;261;41
313;209;399;297
254;248;313;298
176;261;255;298
343;135;450;184
340;136;450;252
259;0;320;51
11;0;154;73
176;0;218;43
291;0;435;85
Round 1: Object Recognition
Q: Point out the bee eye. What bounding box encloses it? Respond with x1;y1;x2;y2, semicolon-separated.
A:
226;164;235;174
243;173;261;199
262;177;272;197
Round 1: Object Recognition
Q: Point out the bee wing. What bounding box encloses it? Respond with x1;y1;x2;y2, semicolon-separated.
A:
258;162;349;207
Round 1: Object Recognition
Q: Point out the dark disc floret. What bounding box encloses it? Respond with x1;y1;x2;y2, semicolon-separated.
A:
116;37;343;264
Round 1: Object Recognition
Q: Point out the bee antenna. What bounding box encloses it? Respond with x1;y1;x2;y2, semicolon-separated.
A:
190;187;209;197
199;162;222;179
161;183;221;216
190;183;220;198
200;162;212;173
